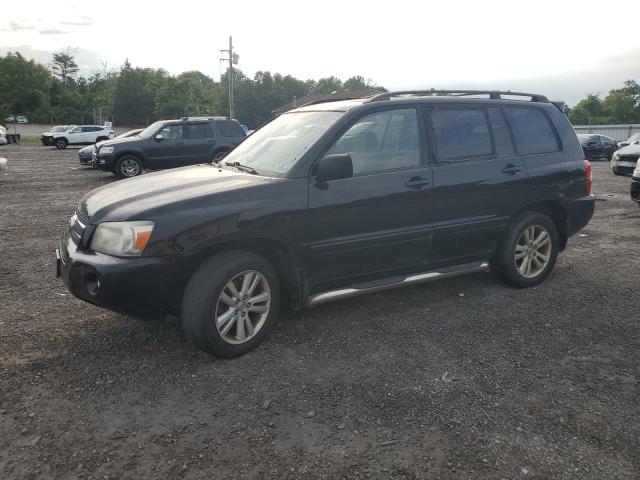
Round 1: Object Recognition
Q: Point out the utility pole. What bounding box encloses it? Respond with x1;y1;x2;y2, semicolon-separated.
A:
220;36;239;118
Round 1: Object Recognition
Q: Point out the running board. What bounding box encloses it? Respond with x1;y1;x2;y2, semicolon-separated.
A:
305;261;490;307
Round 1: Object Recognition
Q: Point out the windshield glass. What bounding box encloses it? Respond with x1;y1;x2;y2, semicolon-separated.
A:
139;121;165;138
50;125;67;133
222;111;344;176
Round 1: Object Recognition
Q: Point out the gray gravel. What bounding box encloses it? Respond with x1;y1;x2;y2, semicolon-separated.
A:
1;145;639;479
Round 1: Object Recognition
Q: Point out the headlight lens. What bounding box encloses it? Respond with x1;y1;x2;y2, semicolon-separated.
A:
634;160;640;177
90;221;155;256
100;146;114;154
612;152;619;162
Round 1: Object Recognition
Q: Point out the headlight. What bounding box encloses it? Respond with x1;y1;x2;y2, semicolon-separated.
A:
612;152;619;162
634;160;640;177
90;221;155;256
100;146;115;154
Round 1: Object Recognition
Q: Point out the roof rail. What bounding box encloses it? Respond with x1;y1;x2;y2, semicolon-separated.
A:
299;94;379;109
365;89;550;104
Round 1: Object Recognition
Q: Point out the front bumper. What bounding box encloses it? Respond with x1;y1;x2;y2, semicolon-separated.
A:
41;135;54;146
631;176;640;204
95;152;115;171
57;230;183;317
611;157;638;175
565;194;596;238
79;151;94;166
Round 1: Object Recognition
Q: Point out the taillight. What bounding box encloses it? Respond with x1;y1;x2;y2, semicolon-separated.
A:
584;159;592;195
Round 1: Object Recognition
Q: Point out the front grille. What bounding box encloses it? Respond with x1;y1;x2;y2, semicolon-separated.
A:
69;205;89;245
618;154;639;163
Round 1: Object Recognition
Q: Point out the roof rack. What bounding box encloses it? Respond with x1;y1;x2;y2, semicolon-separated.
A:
299;94;378;109
365;89;550;104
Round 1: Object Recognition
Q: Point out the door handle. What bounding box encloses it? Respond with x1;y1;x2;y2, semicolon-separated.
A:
501;164;521;175
208;140;216;144
404;176;430;189
175;141;184;146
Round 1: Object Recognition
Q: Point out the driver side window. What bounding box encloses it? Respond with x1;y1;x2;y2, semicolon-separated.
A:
157;124;184;140
327;108;421;175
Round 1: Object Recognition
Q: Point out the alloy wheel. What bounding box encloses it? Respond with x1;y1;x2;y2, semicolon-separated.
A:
120;159;140;177
514;225;552;278
215;270;271;344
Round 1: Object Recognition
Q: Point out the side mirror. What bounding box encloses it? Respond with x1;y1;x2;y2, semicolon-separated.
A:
316;154;353;182
155;134;164;142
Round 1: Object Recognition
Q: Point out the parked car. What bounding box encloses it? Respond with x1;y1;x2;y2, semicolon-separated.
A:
630;160;640;206
5;115;27;124
93;117;246;178
611;142;640;175
57;90;595;358
0;125;6;146
40;125;71;145
44;125;114;149
617;133;640;149
577;134;617;160
79;129;143;167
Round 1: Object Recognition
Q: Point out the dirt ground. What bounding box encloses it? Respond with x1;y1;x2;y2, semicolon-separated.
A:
1;145;639;479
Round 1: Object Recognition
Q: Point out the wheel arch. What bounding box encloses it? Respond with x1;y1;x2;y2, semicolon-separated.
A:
113;151;147;171
511;200;568;251
170;237;301;314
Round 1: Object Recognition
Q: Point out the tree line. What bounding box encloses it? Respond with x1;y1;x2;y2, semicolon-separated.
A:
2;50;639;128
0;50;378;128
567;80;640;125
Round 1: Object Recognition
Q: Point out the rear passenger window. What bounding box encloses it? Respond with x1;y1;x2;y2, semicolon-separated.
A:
431;109;493;161
504;107;559;155
187;123;213;139
488;108;515;156
216;121;246;137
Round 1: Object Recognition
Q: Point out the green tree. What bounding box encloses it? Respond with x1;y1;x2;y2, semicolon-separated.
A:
568;94;606;125
602;80;640;123
0;52;52;121
114;60;168;125
51;49;79;84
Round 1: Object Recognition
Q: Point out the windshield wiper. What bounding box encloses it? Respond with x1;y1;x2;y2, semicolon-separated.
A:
224;161;259;175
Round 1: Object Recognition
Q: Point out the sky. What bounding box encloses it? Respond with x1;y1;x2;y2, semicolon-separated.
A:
1;0;639;106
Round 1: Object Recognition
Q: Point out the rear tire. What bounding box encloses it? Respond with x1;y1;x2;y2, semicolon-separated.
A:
114;155;143;179
491;212;559;288
181;251;280;358
55;138;68;149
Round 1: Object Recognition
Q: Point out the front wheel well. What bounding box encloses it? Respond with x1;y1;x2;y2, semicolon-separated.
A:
113;152;144;171
512;201;568;251
171;238;300;314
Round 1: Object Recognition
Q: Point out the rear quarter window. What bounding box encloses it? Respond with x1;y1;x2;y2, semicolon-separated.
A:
504;107;560;155
216;120;246;137
431;108;493;161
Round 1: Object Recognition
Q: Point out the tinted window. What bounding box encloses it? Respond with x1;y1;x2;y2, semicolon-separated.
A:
216;120;246;137
488;108;515;156
504;107;559;155
431;109;492;161
328;108;420;175
157;124;184;140
187;123;213;139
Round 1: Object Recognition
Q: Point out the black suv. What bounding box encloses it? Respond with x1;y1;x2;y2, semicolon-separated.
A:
94;117;246;178
57;90;595;357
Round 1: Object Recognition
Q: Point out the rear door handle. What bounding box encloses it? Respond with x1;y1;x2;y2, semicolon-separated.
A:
501;164;522;175
404;176;431;189
208;139;216;144
175;141;184;146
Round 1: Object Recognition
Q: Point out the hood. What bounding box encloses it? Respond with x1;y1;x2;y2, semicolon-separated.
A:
97;135;142;148
81;164;277;222
616;143;640;156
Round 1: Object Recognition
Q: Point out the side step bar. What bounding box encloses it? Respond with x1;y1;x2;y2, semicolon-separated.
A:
305;261;489;308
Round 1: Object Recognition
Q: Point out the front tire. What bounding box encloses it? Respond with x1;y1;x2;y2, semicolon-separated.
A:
55;138;68;149
491;212;559;288
114;155;143;179
181;251;280;358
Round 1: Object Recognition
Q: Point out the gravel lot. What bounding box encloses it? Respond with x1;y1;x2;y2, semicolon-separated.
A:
1;145;639;479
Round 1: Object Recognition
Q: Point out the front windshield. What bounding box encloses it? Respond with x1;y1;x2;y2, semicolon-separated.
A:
222;111;344;176
50;125;67;133
139;121;165;138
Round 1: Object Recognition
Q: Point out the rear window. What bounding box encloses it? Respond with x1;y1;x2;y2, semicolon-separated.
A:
216;120;246;137
187;123;213;139
431;108;493;161
488;108;515;156
504;107;559;155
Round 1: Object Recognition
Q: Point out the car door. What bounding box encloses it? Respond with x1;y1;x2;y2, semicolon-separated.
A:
180;122;217;166
427;105;529;268
307;107;434;291
600;136;615;158
145;123;188;169
66;126;83;144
